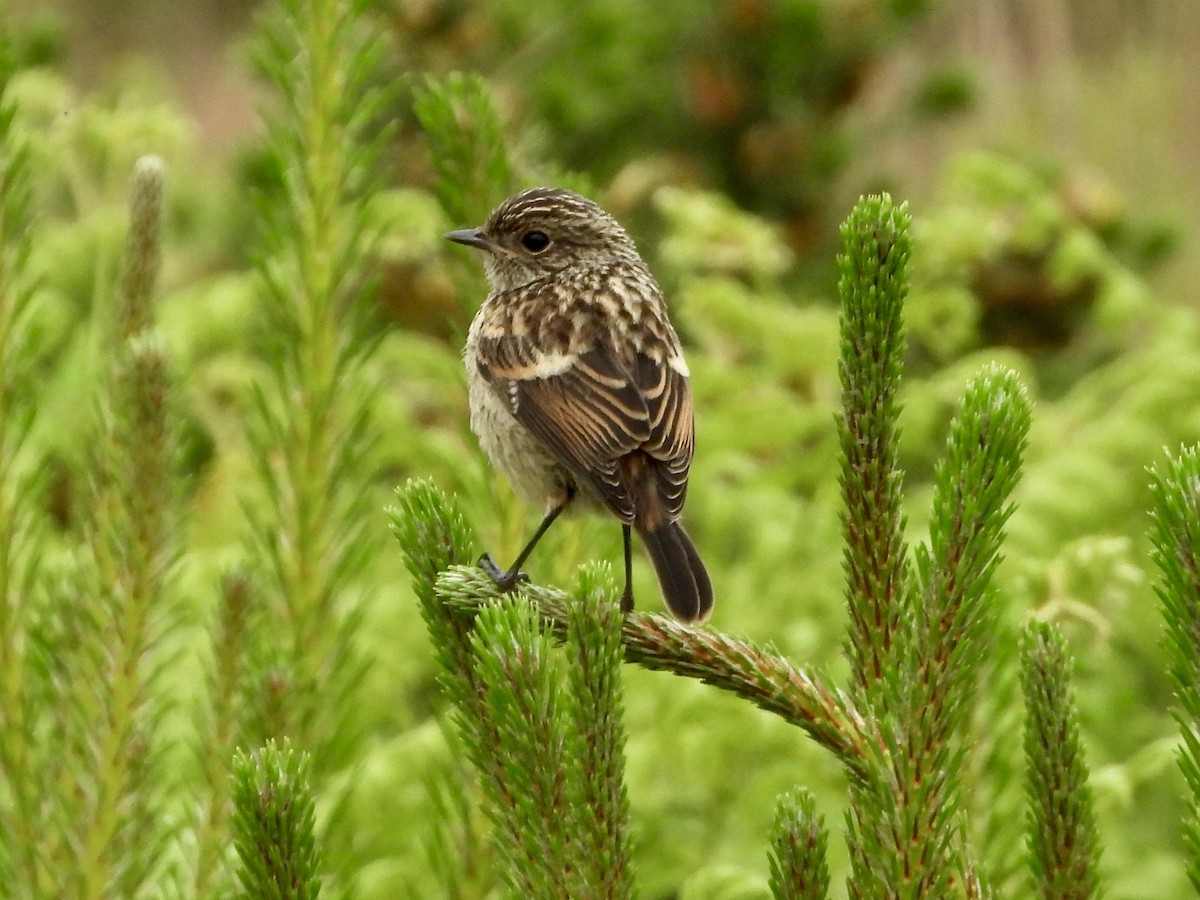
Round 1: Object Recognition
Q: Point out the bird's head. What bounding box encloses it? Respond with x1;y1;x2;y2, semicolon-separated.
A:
445;187;641;292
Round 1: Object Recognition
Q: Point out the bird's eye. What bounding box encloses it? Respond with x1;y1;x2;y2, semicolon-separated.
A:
521;230;551;253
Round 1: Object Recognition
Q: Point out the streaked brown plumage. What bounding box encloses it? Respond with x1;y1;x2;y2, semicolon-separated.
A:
445;187;713;622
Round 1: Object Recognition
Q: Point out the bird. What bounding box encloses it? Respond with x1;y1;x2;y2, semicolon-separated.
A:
445;187;714;622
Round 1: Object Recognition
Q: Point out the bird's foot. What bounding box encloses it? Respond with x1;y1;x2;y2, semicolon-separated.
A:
619;587;635;615
479;553;529;591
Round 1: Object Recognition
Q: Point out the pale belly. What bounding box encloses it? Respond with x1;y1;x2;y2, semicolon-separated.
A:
464;310;611;518
468;361;614;523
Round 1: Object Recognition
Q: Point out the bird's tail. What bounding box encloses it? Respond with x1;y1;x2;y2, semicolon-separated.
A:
637;520;714;623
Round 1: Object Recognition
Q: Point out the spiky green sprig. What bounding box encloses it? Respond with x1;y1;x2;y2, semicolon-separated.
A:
231;740;322;900
1021;621;1103;899
245;0;395;775
434;564;872;779
0;27;43;889
468;597;582;898
562;565;634;898
833;196;1030;897
1149;446;1200;892
68;156;179;900
837;194;912;700
768;788;831;900
414;72;515;235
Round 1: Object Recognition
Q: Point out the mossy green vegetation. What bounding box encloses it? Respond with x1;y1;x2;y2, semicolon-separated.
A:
1;3;1199;898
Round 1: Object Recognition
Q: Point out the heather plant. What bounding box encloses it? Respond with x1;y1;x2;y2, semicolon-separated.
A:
1;2;1200;898
1151;448;1200;895
0;0;393;893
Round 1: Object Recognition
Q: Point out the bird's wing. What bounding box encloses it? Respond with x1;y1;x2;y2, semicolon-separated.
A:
630;350;694;518
475;322;694;523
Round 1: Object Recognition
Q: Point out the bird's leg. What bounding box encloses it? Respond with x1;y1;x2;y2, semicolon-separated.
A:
619;523;635;613
480;493;571;591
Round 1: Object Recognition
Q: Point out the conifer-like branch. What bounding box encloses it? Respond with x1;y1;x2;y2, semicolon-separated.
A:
414;73;515;316
394;483;636;896
838;196;1030;897
469;598;580;897
193;567;256;899
563;567;634;898
1020;621;1102;899
0;31;44;889
390;480;493;757
768;789;831;900
837;194;911;699
414;72;514;234
231;740;322;900
1150;446;1200;892
889;365;1030;887
118;155;164;338
391;481;510;891
247;0;392;776
72;156;179;899
434;565;872;777
908;364;1030;738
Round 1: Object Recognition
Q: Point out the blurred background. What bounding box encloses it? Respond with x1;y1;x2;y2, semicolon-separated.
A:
13;0;1200;333
7;0;1200;897
16;0;1200;264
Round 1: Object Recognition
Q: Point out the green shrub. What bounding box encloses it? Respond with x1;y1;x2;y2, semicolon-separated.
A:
1;4;1198;898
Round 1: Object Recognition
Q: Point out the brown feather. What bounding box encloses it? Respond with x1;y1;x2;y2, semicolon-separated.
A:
475;291;694;527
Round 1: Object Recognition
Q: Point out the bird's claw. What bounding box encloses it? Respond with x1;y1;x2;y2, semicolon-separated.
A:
619;588;635;615
478;553;529;591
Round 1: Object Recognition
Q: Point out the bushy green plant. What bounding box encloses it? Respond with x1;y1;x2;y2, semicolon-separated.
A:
1;3;1199;898
910;151;1153;365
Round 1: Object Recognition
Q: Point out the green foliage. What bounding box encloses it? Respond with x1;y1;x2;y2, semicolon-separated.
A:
413;73;514;235
394;482;635;897
3;2;1200;897
231;740;322;900
0;133;185;895
193;567;257;899
389;479;481;726
1021;620;1103;898
910;151;1151;365
655;187;794;286
0;2;404;895
910;361;1029;724
236;6;403;893
243;0;392;779
117;155;164;339
563;566;635;897
389;481;496;893
44;154;181;899
442;0;942;233
838;196;1031;897
467;597;581;897
837;194;911;700
75;331;178;897
767;789;830;900
1150;447;1200;892
0;22;43;889
414;72;519;323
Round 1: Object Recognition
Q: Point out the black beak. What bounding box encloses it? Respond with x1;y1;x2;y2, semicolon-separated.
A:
443;228;492;251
